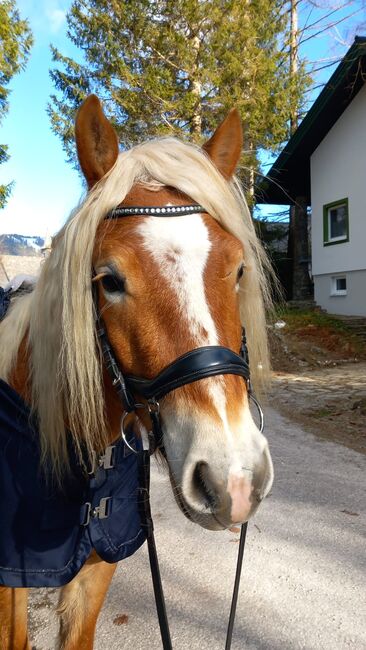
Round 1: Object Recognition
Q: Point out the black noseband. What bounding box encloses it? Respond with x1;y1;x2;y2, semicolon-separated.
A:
96;315;253;422
125;346;250;401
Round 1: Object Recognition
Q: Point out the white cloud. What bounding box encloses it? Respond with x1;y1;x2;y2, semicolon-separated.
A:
45;2;67;34
16;0;68;36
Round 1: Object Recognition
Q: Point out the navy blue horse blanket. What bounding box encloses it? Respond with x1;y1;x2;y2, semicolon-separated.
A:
0;379;146;587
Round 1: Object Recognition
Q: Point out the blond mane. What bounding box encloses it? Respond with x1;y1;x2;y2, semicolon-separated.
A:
0;138;272;479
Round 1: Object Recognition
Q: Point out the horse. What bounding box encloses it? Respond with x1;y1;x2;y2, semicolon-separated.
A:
0;95;274;650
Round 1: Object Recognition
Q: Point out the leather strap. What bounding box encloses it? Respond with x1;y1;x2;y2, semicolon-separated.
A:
97;322;136;411
125;346;250;401
137;448;173;650
225;523;248;649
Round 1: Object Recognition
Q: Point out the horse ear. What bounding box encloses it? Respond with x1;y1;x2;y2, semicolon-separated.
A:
202;109;243;180
75;95;119;189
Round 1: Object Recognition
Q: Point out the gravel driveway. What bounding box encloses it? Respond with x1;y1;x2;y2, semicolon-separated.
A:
270;362;366;454
29;407;366;650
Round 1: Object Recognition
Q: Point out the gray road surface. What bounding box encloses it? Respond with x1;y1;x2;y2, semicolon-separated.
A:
29;408;366;650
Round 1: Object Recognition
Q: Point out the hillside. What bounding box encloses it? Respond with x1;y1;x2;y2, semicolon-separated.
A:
0;234;44;256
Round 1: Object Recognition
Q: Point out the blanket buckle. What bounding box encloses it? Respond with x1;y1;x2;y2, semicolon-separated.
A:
88;445;115;475
82;497;111;526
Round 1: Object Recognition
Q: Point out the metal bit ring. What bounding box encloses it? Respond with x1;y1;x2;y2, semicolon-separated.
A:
249;393;264;433
120;405;146;454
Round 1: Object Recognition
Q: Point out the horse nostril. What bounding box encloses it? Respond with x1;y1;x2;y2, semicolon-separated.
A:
253;444;274;503
192;462;219;510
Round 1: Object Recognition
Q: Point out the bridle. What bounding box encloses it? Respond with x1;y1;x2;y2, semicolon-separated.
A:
94;203;265;649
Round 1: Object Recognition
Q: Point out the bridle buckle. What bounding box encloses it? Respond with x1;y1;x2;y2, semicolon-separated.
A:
148;398;160;415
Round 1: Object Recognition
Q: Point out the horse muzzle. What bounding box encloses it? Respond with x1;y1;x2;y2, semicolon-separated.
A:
172;442;273;531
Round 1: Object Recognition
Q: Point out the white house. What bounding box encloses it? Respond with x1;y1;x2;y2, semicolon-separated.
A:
260;36;366;317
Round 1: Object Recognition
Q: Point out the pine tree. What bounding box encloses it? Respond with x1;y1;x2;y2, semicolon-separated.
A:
49;0;310;182
0;0;33;208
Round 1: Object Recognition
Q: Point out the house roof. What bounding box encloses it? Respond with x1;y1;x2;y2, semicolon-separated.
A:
257;36;366;206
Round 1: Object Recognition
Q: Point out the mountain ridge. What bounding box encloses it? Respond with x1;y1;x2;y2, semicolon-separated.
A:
0;234;45;257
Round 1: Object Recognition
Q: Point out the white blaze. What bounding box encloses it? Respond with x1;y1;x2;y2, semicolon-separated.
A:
139;214;234;445
138;214;218;346
137;213;271;504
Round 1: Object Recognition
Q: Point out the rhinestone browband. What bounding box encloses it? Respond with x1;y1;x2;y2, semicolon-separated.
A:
105;204;205;219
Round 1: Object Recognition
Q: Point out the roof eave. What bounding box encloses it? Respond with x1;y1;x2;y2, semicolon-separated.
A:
257;37;366;206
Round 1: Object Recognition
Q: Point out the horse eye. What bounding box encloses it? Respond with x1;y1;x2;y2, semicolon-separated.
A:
236;264;245;283
101;274;125;294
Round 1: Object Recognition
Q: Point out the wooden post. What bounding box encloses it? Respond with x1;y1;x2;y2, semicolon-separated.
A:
292;196;312;300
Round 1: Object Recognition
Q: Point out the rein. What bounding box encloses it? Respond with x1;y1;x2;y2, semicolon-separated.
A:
93;203;265;649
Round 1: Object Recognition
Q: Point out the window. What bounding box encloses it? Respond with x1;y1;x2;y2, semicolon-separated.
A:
331;276;347;296
323;199;349;245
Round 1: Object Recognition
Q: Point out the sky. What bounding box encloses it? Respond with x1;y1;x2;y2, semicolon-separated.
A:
1;0;82;237
1;0;366;237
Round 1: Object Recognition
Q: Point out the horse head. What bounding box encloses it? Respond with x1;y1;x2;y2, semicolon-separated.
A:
74;95;273;531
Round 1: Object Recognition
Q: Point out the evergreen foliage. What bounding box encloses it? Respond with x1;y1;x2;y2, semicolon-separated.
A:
0;0;33;208
49;0;310;179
